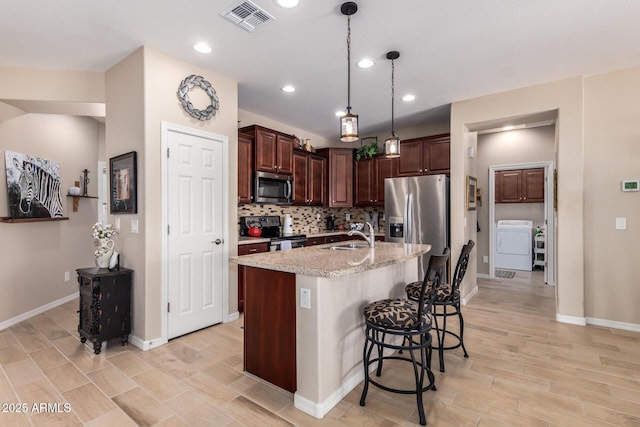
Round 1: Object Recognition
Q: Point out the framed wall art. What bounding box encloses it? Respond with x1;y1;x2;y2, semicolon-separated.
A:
4;150;64;219
110;151;137;214
466;175;477;211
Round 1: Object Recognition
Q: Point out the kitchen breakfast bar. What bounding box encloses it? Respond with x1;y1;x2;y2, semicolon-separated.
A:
231;241;432;419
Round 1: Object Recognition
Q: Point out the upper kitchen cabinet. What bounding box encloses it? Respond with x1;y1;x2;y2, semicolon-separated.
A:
293;150;325;206
495;168;544;203
398;133;450;177
237;134;253;204
240;125;294;175
354;156;398;207
317;148;353;208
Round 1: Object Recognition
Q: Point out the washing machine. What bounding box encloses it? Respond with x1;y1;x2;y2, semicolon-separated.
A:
494;220;533;271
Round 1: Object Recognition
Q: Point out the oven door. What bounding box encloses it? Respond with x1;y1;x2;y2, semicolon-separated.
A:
255;171;293;204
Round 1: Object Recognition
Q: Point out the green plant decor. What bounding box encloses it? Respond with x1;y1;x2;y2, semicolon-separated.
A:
355;139;378;161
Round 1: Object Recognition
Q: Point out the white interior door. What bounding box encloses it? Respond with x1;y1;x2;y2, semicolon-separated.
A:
167;129;224;339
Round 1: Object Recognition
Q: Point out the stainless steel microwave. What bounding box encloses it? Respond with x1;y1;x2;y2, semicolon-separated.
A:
254;171;293;204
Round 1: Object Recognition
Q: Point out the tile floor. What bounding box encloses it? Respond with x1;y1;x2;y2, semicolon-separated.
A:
1;271;639;426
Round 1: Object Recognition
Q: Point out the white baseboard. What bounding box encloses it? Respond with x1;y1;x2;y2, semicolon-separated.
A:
556;314;587;326
0;293;78;331
461;285;478;305
586;317;640;332
129;335;167;351
295;368;366;419
225;311;240;323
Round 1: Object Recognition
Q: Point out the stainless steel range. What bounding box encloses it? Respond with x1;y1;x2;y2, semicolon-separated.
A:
239;215;306;251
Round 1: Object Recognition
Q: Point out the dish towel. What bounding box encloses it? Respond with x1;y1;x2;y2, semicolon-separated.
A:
280;240;292;251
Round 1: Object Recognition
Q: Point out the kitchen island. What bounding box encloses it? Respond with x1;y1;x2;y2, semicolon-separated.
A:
231;240;431;419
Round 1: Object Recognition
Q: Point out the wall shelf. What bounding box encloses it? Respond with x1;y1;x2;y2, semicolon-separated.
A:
67;194;98;212
0;217;69;223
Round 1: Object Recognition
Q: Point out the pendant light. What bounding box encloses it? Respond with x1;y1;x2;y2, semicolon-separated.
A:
384;51;400;158
340;2;359;142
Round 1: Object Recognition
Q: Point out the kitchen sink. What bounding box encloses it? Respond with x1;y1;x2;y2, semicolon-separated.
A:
325;243;370;250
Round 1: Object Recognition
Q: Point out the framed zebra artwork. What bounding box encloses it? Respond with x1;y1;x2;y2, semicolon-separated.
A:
4;151;64;219
109;151;137;214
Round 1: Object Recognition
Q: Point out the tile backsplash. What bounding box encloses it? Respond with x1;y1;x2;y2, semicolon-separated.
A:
238;204;385;235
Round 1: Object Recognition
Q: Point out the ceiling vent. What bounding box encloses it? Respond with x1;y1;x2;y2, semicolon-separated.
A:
221;1;275;32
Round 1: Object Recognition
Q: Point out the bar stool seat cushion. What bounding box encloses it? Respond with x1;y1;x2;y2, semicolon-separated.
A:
363;299;432;330
405;281;459;303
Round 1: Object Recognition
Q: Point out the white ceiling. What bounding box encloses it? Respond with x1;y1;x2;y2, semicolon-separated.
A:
2;1;640;140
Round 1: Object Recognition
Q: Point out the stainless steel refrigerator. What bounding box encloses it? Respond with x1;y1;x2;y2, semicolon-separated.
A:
385;174;449;277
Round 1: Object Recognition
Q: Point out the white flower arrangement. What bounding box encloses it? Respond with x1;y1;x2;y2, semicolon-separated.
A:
92;222;118;246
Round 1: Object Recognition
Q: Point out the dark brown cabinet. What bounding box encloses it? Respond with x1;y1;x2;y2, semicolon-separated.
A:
77;267;132;354
495;168;544;203
240;125;294;175
354;156;398;206
398;134;450;177
237;134;253;204
293;150;326;206
317;148;353;207
237;242;269;312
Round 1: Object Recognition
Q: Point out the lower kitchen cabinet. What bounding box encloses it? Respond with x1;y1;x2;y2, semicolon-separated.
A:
237;242;269;312
77;267;132;355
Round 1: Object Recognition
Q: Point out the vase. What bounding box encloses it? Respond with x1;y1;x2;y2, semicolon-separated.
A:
95;239;115;268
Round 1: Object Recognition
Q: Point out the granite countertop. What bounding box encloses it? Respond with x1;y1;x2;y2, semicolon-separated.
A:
238;230;384;245
230;241;431;278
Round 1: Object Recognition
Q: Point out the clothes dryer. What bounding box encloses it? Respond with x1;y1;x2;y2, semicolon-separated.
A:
494;220;533;271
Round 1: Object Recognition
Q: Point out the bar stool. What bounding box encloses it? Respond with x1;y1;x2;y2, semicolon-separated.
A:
360;250;449;426
405;240;475;373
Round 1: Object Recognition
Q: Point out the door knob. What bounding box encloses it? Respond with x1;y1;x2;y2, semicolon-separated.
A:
213;239;224;245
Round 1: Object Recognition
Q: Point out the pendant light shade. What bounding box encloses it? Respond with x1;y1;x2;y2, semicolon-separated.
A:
340;2;359;143
384;50;400;158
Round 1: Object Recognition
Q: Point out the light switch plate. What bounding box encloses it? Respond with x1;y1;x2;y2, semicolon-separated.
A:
300;288;311;309
131;219;139;234
616;217;627;230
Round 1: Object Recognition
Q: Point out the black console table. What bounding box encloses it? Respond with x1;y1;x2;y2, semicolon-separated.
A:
76;267;132;354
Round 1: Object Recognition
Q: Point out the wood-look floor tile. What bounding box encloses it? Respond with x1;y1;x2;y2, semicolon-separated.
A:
9;323;52;353
14;379;65;408
52;335;86;357
0;329;18;348
0;344;29;365
184;371;240;407
278;403;347;427
152;414;192;427
85;408;139;427
29;346;68;371
166;390;232;426
30;410;84;427
608;383;640;405
338;403;403;426
65;350;112;374
106;351;153;377
147;352;196;380
492;377;583;414
132;368;187;402
86;365;137;397
238;380;293;413
0;368;19;402
517;398;608;427
420;400;480;427
0;411;32;427
62;383;116;423
221;395;293;426
164;341;203;364
43;361;90;393
111;387;175;427
3;358;46;388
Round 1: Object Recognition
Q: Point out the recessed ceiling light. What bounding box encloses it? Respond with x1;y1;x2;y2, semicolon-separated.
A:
402;94;416;102
193;42;212;54
281;85;296;93
357;58;374;69
277;0;299;8
335;110;345;117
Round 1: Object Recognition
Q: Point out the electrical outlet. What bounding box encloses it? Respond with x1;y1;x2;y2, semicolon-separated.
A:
64;271;70;282
345;213;351;221
300;288;311;309
316;213;321;221
115;217;120;230
483;256;488;264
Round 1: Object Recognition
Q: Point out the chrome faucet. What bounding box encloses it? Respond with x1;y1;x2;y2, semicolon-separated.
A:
348;221;375;248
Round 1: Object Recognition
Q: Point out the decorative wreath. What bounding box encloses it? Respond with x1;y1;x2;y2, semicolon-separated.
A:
177;74;219;121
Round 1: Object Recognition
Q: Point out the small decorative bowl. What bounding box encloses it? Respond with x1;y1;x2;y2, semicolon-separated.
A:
69;186;81;196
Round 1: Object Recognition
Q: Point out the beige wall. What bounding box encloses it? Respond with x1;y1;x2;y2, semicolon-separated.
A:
0;67;104;103
105;46;239;342
476;126;556;274
583;66;640;325
0;114;100;325
451;76;585;320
